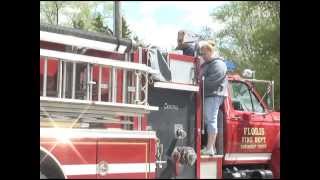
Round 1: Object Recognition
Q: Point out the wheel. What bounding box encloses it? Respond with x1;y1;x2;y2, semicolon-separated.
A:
40;171;48;179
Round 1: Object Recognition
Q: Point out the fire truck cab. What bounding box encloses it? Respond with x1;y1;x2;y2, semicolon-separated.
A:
40;24;280;179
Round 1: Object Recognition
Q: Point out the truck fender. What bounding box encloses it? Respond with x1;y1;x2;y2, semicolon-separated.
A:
270;133;280;178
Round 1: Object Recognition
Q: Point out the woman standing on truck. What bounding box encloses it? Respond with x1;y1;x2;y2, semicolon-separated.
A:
199;41;228;156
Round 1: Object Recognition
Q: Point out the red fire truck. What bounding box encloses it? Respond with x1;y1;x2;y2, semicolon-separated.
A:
40;24;280;179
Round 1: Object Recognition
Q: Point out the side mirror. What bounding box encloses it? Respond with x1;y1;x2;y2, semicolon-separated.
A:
266;81;275;112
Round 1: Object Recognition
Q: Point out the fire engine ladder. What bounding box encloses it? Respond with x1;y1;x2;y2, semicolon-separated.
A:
40;29;159;127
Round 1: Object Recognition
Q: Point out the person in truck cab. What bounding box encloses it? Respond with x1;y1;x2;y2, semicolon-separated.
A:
198;41;228;156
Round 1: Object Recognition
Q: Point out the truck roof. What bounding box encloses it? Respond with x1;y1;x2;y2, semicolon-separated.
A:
40;23;136;49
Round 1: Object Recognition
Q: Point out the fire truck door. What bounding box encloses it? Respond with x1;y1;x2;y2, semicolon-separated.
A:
227;81;270;154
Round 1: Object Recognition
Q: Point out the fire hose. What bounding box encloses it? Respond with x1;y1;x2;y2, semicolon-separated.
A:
159;128;197;178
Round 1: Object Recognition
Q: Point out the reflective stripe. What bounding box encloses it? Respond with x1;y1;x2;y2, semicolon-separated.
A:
62;163;156;175
224;153;271;161
40;49;158;74
63;164;96;175
154;82;199;92
40;128;157;139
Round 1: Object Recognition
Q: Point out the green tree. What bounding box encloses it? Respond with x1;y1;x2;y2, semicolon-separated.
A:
198;26;214;41
40;1;99;29
132;34;147;48
40;1;135;40
40;1;65;25
211;1;280;110
122;17;132;39
91;12;110;33
68;1;101;31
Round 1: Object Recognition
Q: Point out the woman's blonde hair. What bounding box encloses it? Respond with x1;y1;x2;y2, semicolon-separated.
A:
200;40;215;52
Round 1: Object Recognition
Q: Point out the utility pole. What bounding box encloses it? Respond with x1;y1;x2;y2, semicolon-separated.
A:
55;2;59;25
114;1;122;39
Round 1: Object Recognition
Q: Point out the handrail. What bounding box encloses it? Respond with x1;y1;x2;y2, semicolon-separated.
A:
40;49;158;74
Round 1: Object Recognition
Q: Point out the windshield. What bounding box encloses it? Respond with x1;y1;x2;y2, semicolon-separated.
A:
252;82;273;111
230;81;265;113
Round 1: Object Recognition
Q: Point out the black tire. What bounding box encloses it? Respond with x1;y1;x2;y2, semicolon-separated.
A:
40;151;65;179
40;171;48;179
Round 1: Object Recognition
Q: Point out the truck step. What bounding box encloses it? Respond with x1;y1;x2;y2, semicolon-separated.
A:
201;154;224;159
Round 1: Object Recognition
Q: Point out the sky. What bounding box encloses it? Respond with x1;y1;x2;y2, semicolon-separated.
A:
120;1;229;51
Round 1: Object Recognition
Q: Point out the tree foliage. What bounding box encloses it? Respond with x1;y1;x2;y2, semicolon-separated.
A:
211;1;280;111
198;26;214;41
121;17;132;38
40;1;134;39
40;1;65;25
